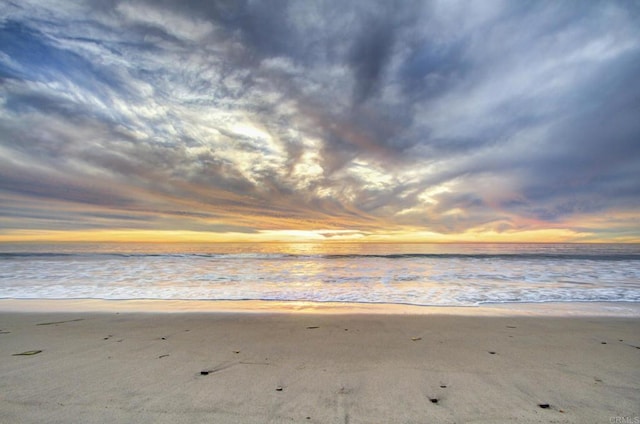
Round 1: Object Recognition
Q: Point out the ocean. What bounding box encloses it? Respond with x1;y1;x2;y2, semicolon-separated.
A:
0;243;639;307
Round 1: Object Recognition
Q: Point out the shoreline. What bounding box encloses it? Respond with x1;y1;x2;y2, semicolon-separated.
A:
1;298;639;316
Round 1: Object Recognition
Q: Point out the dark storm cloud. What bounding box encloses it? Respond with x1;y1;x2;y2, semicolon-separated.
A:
0;0;639;239
348;11;397;105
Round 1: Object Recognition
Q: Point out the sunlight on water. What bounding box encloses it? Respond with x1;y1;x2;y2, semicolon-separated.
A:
1;243;639;306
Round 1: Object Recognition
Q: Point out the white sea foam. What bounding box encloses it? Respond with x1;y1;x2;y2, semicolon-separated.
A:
1;243;639;306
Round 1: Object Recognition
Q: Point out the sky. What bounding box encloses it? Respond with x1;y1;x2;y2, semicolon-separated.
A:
0;0;639;243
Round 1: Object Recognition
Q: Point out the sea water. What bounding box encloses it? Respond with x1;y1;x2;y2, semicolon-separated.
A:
0;243;639;307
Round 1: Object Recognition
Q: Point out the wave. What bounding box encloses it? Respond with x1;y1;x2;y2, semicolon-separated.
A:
320;253;640;261
2;252;639;261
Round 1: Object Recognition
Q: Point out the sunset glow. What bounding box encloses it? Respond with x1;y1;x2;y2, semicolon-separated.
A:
1;1;639;243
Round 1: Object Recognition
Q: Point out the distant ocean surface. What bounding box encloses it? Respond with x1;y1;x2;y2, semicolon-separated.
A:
1;243;639;307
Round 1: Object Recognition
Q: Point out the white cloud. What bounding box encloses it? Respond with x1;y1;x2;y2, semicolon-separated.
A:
116;2;214;42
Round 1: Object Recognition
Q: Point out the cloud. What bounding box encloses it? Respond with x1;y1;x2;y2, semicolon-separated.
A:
348;10;397;105
0;0;639;241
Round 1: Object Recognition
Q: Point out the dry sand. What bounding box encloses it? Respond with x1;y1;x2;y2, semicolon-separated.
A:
0;302;639;423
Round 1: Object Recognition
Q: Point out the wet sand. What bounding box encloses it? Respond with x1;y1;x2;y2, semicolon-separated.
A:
1;302;639;423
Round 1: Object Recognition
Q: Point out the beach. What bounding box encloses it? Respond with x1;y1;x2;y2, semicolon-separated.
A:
1;301;638;423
